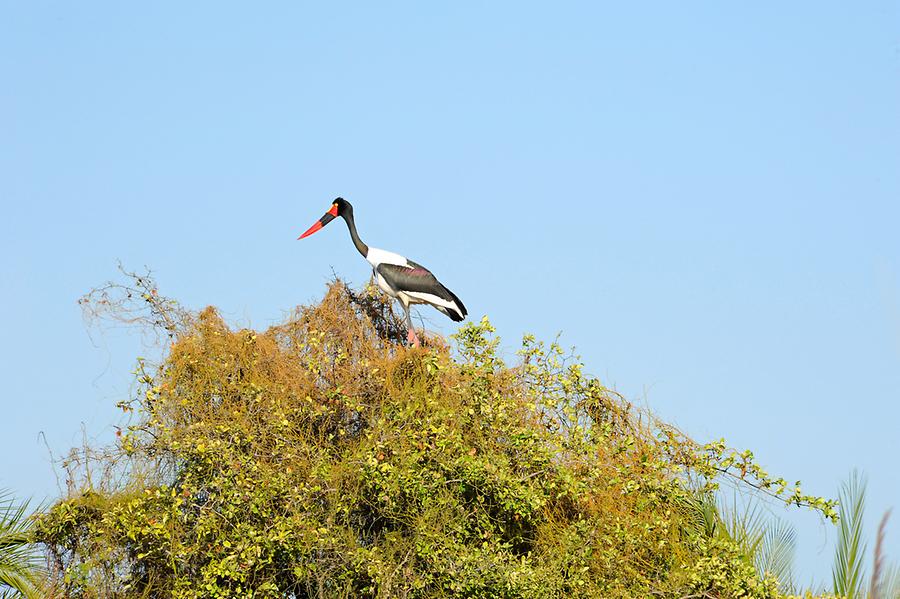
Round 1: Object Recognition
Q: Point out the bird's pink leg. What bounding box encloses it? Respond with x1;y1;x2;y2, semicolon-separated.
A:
401;300;420;347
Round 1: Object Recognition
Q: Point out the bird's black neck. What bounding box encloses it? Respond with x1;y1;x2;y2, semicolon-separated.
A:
342;209;369;257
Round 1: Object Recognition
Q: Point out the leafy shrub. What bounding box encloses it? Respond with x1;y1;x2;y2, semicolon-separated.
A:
36;277;836;598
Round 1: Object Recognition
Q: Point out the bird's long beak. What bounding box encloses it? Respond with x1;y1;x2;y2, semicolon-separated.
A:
298;203;339;239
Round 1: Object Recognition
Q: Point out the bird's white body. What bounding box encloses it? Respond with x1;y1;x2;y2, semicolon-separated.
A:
366;247;409;299
365;247;408;269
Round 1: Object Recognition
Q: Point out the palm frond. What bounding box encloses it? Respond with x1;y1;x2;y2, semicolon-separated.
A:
832;470;868;599
0;489;42;599
877;562;900;599
756;517;797;593
718;493;768;559
678;490;719;540
681;489;799;591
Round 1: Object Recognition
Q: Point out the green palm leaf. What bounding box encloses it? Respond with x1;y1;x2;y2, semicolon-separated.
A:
876;562;900;599
720;494;767;557
756;517;797;593
833;470;868;599
0;490;42;599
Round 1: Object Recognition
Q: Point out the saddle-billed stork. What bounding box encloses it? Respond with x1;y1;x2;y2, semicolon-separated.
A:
299;197;467;347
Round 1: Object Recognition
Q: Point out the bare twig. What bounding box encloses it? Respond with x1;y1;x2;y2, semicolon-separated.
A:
79;263;190;340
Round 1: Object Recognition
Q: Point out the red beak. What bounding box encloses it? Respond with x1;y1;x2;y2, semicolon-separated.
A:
298;204;339;239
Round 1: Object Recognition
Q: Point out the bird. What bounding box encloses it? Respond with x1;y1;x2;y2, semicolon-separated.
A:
298;197;467;347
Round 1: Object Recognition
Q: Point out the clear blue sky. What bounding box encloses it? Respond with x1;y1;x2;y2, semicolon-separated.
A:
2;1;898;587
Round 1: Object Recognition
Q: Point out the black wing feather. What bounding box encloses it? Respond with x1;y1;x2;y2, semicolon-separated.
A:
376;261;467;321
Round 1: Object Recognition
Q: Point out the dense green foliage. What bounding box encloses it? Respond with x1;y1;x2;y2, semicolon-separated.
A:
35;278;839;598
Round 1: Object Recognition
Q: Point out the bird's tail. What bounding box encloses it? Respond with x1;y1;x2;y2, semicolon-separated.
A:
441;285;467;322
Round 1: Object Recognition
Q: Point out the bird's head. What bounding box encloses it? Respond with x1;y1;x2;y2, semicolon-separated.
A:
298;197;352;239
